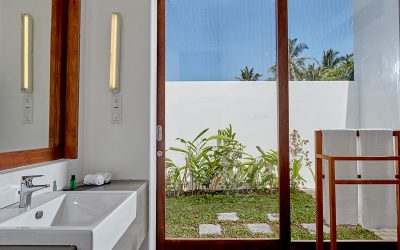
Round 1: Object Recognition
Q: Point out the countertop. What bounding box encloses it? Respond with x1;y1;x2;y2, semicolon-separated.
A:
81;180;148;192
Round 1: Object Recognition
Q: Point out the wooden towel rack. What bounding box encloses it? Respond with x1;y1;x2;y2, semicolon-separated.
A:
315;130;400;250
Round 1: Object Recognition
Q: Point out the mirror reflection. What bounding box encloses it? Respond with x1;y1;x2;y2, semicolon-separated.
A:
0;0;52;153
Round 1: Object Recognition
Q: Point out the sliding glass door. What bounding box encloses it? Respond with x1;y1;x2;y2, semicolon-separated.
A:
164;0;280;240
288;0;400;243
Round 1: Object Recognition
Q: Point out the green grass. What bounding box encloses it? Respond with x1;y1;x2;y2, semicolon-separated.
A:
166;192;380;240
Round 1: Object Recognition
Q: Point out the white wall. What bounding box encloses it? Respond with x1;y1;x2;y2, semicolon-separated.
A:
353;0;400;129
80;1;154;249
80;0;151;181
166;81;359;188
0;0;51;152
352;0;400;229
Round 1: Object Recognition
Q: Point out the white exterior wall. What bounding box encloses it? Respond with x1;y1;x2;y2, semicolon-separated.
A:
352;0;400;229
353;0;400;129
166;81;359;188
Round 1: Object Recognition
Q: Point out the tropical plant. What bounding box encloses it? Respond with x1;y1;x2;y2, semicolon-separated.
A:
266;38;355;81
165;158;187;197
243;147;278;192
303;63;322;81
169;128;213;192
166;126;314;196
322;49;344;68
216;125;247;192
169;128;233;193
235;66;263;81
268;38;313;81
340;53;354;81
320;50;354;81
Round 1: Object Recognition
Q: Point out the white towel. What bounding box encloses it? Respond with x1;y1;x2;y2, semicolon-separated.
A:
322;129;358;225
84;174;105;186
358;129;396;229
96;173;112;183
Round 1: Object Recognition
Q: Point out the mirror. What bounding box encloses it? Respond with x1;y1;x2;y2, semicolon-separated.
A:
0;0;52;153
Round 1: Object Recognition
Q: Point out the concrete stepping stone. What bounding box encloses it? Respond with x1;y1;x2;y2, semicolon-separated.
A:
267;213;279;222
218;212;239;221
301;223;330;235
247;223;272;234
199;224;222;235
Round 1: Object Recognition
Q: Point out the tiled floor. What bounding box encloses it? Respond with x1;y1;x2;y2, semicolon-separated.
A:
301;188;399;241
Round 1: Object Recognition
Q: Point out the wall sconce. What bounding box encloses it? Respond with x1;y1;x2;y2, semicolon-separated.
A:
21;13;33;93
109;12;121;93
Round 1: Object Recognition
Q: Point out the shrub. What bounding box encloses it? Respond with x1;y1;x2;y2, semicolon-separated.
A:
289;129;314;191
217;125;247;193
166;126;313;196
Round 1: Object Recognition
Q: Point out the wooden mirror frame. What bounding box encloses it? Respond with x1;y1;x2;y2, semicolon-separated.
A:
0;0;80;170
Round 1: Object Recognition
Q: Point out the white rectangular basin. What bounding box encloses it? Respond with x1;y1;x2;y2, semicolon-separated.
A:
0;191;137;250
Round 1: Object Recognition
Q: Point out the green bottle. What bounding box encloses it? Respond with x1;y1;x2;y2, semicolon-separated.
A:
70;175;77;190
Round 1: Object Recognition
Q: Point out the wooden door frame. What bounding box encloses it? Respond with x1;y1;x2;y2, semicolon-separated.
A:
156;0;397;250
156;0;166;248
156;0;399;249
156;0;290;249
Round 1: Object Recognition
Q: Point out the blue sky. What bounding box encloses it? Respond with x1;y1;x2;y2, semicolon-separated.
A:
166;0;354;81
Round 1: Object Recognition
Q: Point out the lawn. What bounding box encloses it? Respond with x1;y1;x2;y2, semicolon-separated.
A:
166;192;379;240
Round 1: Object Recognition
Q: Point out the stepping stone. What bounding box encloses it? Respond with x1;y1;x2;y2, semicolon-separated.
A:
267;213;279;222
301;223;330;235
218;212;239;221
247;223;272;234
199;224;222;236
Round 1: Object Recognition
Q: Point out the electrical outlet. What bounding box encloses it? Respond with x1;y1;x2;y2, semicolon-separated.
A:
23;94;33;124
111;94;122;124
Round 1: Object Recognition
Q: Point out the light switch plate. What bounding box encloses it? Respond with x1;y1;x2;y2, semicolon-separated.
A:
23;94;33;124
111;94;122;124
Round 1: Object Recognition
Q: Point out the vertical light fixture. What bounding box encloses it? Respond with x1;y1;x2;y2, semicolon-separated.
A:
21;13;33;93
109;12;121;93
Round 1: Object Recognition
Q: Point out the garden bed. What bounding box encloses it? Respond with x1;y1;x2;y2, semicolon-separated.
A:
166;192;379;240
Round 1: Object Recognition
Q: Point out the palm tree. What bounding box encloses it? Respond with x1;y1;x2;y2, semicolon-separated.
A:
341;53;354;80
303;63;322;81
235;66;263;81
322;49;344;68
268;38;312;81
320;53;354;81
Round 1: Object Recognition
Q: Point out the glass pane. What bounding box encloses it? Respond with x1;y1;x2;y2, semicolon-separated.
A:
288;0;400;240
165;0;279;239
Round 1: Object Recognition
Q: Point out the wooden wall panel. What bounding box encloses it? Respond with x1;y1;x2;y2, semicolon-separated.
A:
64;0;80;159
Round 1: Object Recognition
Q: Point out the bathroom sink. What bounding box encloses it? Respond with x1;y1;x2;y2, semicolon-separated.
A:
0;191;137;250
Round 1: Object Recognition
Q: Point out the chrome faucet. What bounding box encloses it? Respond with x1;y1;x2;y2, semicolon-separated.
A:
19;175;50;209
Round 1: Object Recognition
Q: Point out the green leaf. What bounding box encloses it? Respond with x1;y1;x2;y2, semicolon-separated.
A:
193;128;209;143
169;147;187;153
176;138;187;144
208;135;234;141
